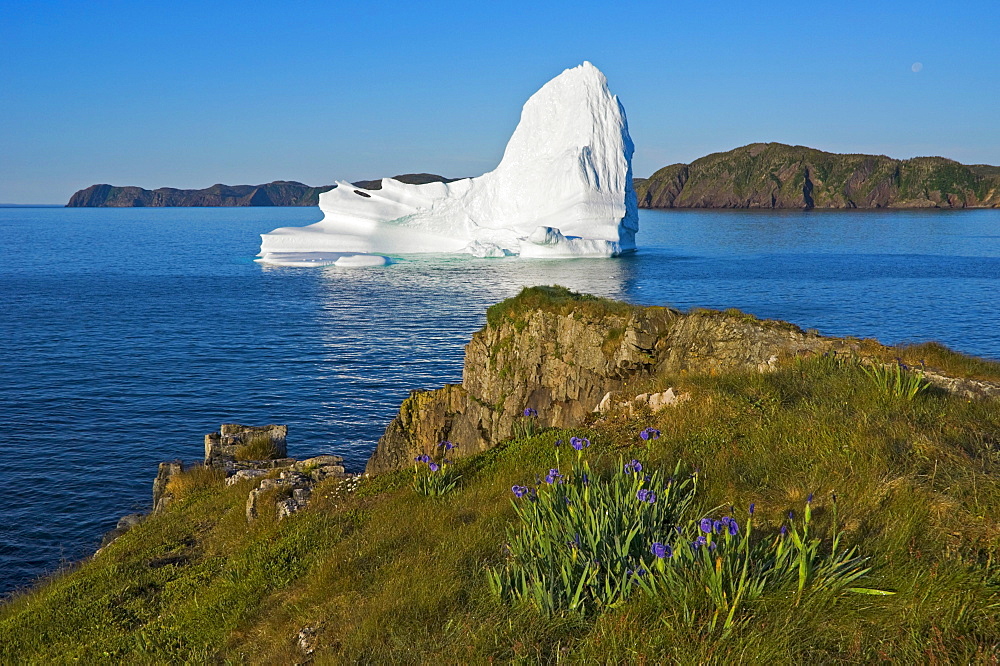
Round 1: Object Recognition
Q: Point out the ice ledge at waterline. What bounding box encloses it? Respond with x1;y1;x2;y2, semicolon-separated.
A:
257;62;638;265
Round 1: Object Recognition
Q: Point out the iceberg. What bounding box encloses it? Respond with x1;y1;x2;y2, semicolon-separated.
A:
257;62;637;264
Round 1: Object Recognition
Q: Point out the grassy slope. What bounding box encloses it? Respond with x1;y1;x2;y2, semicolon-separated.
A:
3;348;1000;662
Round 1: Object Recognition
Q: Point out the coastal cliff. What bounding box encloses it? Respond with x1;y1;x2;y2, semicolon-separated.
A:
66;174;456;207
366;286;1000;474
634;143;1000;209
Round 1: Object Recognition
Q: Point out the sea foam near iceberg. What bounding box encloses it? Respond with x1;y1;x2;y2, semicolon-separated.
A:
257;62;637;264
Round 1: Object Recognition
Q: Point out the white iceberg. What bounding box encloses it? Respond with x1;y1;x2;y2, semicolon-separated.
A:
257;62;637;264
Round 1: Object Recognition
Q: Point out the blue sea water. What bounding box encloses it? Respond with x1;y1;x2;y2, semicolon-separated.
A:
1;206;998;597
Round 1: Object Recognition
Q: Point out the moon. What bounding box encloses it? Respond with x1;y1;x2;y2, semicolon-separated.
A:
911;62;923;73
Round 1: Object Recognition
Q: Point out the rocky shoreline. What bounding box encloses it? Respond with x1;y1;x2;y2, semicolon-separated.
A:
98;423;354;555
100;288;1000;558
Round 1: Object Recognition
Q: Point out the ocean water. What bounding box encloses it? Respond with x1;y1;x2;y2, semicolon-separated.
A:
2;206;998;596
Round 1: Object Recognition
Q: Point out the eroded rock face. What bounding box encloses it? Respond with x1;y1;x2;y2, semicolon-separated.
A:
365;289;1000;476
152;461;183;513
365;301;863;475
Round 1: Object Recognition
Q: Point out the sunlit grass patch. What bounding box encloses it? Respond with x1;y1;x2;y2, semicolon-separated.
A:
234;432;282;461
164;464;225;500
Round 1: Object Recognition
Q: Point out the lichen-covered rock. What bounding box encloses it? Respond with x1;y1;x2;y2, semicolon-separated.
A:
225;469;268;486
152;461;183;513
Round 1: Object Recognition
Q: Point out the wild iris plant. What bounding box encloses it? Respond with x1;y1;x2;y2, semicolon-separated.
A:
512;406;540;440
411;441;461;496
634;492;893;633
489;428;891;622
486;428;697;614
859;359;931;400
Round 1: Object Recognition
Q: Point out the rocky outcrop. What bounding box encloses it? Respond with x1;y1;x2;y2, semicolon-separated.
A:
635;143;1000;209
99;425;351;555
366;287;1000;475
152;461;183;513
66;174;457;207
204;424;287;466
244;456;351;522
365;288;859;474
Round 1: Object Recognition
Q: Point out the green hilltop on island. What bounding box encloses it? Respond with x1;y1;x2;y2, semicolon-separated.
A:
634;142;1000;209
67;144;1000;209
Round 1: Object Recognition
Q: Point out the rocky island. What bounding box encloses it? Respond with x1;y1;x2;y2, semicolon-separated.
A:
3;287;1000;662
65;174;456;207
635;142;1000;209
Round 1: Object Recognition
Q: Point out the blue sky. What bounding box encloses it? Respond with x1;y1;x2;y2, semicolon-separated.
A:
2;0;998;203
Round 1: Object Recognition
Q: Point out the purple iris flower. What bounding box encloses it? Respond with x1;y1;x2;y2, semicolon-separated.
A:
544;468;561;484
780;525;788;537
511;485;527;498
749;503;756;515
637;489;650;502
581;472;590;486
651;542;672;559
728;520;739;536
788;511;795;520
646;492;657;504
428;462;439;472
624;460;643;474
523;407;537;417
721;516;732;526
438;440;455;450
709;542;718;552
807;493;814;503
713;520;724;534
699;518;713;534
639;427;661;441
570;436;591;450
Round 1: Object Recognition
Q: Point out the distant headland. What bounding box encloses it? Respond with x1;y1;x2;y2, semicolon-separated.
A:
65;174;457;208
634;143;1000;209
67;143;1000;210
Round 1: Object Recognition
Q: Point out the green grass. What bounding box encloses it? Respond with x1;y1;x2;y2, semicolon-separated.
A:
3;356;1000;662
233;432;282;461
486;285;639;329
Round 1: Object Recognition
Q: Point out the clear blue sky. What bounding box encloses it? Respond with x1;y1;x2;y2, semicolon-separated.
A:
2;0;998;203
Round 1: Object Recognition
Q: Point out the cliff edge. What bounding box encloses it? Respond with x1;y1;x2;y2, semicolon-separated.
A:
367;286;1000;474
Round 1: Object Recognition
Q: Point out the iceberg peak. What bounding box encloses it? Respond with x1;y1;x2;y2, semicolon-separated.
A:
258;62;637;264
